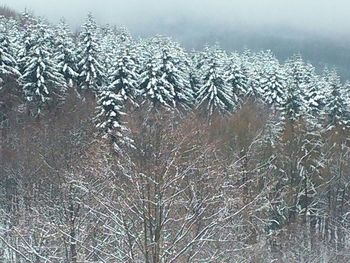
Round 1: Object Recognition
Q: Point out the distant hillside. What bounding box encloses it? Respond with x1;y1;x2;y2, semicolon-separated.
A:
2;5;349;80
134;18;350;80
0;5;19;19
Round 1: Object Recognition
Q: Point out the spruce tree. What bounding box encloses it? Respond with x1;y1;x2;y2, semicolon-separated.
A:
0;17;20;123
225;55;249;107
189;51;201;97
138;38;187;109
196;47;234;115
20;23;66;114
106;45;139;105
0;23;20;84
76;13;104;92
100;24;118;74
260;62;287;107
285;55;311;93
241;50;263;99
95;90;133;151
17;12;37;75
115;26;132;44
159;43;193;109
55;19;78;88
279;79;304;124
303;75;326;118
139;56;175;108
324;70;350;131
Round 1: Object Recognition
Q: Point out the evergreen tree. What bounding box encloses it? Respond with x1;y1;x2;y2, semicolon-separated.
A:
76;13;104;92
139;55;175;108
0;17;20;123
114;26;132;44
20;22;66;114
189;51;201;95
287;59;325;121
0;22;20;84
225;54;249;108
159;43;193;108
324;70;350;131
302;74;326;118
106;45;139;105
260;62;287;107
138;37;192;109
285;55;314;95
95;90;133;151
55;19;78;88
17;11;37;75
196;47;234;115
279;79;304;124
100;24;118;74
100;26;133;75
4;17;21;63
241;50;263;99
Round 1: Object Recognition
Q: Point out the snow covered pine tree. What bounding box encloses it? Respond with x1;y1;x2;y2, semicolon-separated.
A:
196;47;234;115
106;45;139;106
76;13;104;94
55;19;78;88
95;90;133;152
0;20;20;86
20;22;66;115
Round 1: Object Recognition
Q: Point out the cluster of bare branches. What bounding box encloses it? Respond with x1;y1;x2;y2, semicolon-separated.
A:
1;89;350;263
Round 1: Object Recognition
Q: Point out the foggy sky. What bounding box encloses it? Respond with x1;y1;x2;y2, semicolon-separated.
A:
2;0;350;39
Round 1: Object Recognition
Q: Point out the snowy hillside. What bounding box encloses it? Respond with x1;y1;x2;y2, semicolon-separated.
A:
1;11;350;263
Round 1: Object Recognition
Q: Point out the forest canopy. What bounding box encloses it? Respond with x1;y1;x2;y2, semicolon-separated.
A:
1;9;350;263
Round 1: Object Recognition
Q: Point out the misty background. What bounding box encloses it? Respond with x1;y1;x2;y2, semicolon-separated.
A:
2;0;350;79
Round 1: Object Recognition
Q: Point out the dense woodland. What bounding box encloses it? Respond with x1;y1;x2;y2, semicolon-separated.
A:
1;9;350;263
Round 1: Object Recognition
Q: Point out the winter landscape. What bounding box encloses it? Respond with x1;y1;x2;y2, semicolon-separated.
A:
1;1;350;262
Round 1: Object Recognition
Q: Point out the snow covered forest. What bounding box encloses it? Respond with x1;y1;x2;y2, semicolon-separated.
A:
1;9;350;263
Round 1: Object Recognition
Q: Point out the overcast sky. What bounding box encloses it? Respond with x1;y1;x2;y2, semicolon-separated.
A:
1;0;350;38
